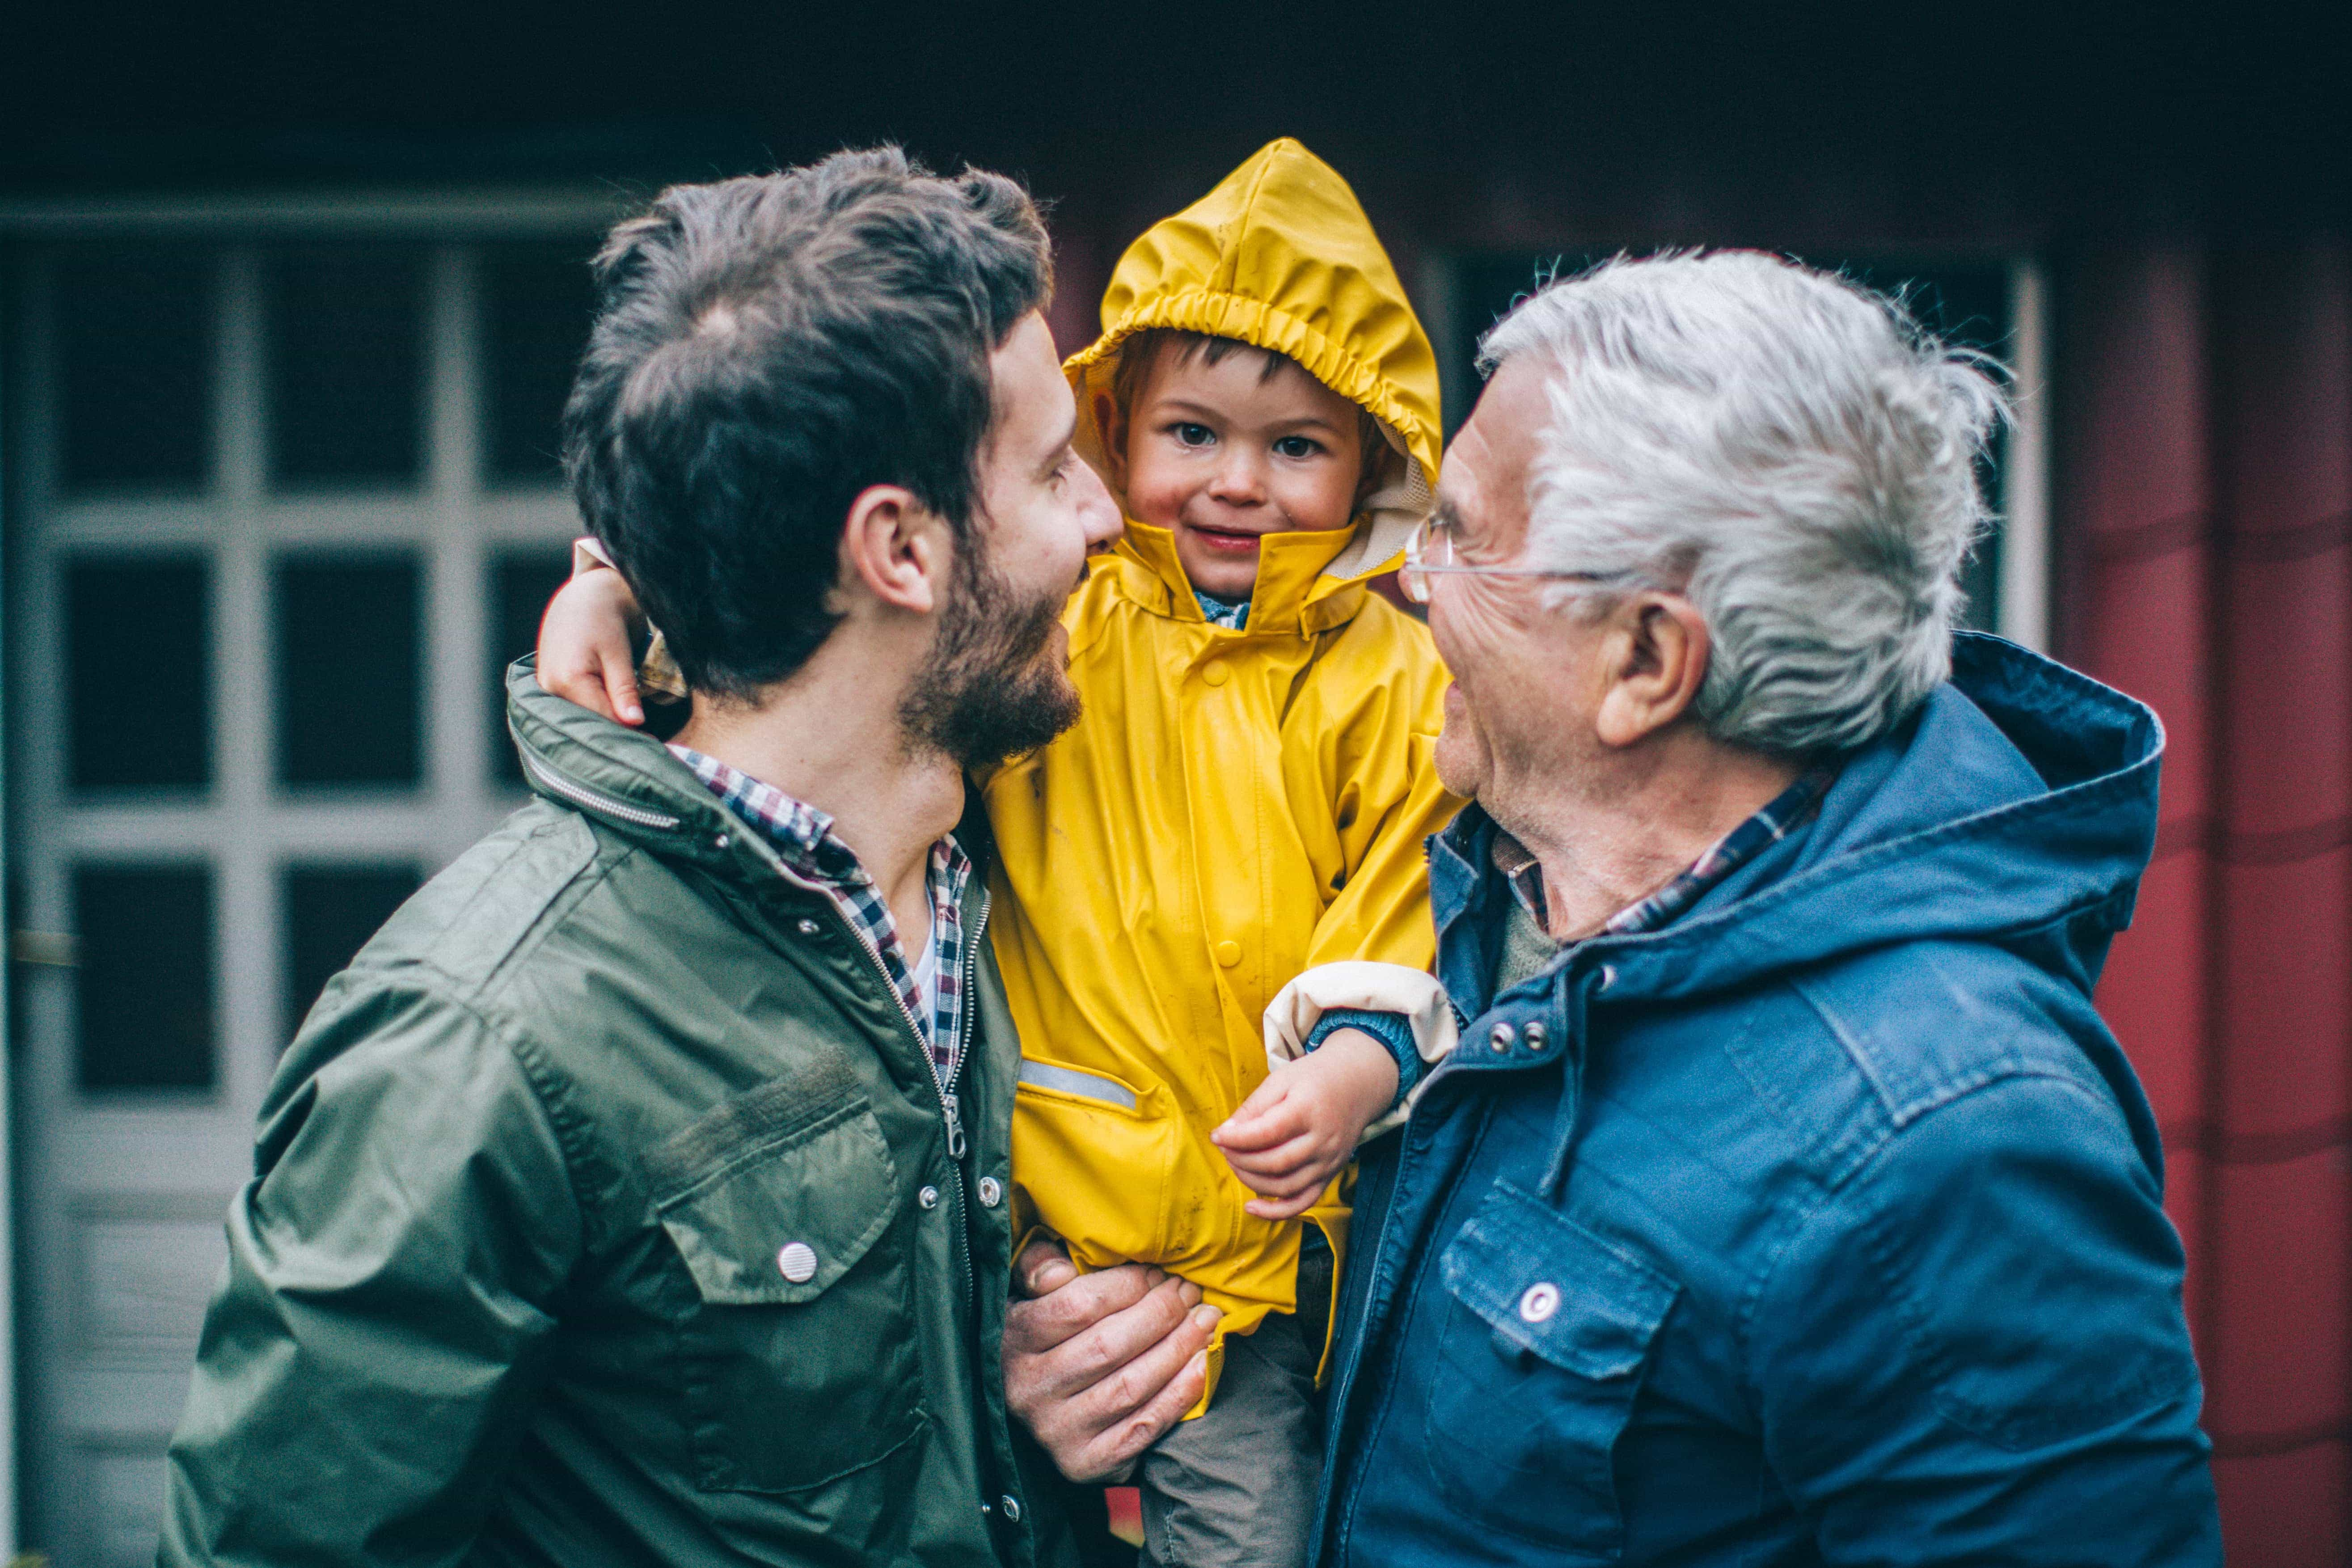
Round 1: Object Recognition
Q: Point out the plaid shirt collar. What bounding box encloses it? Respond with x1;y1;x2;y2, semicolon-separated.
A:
1495;763;1840;940
1195;590;1250;630
668;745;973;1090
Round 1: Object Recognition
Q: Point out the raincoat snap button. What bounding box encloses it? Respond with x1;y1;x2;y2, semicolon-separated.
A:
918;1185;941;1209
1490;1021;1516;1052
776;1241;818;1282
1201;659;1231;686
977;1176;1004;1207
1000;1496;1023;1523
1213;940;1241;967
797;918;822;936
1519;1281;1561;1323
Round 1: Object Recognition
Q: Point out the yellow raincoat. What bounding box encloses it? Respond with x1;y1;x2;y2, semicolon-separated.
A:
984;139;1461;1401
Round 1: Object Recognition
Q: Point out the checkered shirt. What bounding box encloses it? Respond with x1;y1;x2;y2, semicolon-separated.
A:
669;745;971;1089
1196;591;1250;630
1496;764;1841;938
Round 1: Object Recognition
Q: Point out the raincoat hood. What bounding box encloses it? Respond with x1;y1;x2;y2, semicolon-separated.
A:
1067;137;1443;591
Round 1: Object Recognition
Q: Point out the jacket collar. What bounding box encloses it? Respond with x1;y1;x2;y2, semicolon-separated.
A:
1431;634;2164;1011
504;656;995;899
1111;519;1374;634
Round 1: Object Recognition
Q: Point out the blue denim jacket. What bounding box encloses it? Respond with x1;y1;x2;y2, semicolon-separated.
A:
1314;635;2222;1566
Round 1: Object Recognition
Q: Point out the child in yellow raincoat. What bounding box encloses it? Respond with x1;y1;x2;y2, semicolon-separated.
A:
541;138;1461;1568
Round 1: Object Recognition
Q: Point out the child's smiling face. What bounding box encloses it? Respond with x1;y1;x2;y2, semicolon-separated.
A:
1099;338;1369;604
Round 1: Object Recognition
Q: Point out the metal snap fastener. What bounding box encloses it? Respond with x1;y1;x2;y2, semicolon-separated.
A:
1597;964;1617;991
1000;1495;1023;1523
1524;1020;1548;1048
1213;940;1241;968
1489;1020;1516;1052
776;1241;818;1282
1201;660;1230;687
714;833;731;850
918;1185;941;1210
977;1176;1003;1207
1519;1281;1561;1323
797;917;822;936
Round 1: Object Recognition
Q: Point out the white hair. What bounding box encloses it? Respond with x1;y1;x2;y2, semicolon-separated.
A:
1478;250;2009;756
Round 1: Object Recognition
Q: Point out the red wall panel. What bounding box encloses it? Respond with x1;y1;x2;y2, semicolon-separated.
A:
2065;241;2352;1565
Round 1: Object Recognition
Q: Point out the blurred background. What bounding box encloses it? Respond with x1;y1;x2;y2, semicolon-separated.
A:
0;2;2344;1562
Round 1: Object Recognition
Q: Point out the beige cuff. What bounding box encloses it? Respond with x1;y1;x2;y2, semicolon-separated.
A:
1263;961;1458;1139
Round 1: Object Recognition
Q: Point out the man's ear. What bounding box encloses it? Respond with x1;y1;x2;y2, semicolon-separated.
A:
836;483;949;617
1093;390;1130;494
1595;595;1711;748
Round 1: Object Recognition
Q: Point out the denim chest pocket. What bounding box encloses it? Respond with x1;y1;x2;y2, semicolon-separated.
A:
646;1063;921;1493
1420;1182;1680;1559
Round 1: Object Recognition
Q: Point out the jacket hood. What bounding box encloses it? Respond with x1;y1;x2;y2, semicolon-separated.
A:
1067;137;1443;592
1439;635;2166;1003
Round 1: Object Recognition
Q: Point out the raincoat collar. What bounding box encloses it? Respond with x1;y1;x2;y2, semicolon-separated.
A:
1111;519;1372;633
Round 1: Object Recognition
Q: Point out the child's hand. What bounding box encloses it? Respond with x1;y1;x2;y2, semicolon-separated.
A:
537;566;648;727
1211;1029;1399;1221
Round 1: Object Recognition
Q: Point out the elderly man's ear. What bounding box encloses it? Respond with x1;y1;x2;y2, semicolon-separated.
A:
1595;595;1713;748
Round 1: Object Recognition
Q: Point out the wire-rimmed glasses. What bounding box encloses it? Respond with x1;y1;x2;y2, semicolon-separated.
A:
1398;511;1634;604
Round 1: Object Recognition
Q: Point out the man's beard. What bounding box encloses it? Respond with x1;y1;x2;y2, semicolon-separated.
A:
899;537;1083;771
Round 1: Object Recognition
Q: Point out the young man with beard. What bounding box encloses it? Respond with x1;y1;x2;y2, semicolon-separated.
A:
158;151;1186;1568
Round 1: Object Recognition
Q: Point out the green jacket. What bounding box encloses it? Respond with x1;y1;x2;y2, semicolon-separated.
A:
162;663;1070;1567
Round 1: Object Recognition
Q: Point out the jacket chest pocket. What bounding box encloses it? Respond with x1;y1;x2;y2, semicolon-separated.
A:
647;1072;921;1494
1419;1182;1679;1559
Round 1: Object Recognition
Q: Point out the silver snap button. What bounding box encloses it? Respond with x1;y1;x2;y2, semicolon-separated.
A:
797;918;822;936
1597;964;1617;991
976;1176;1003;1207
1518;1281;1561;1323
918;1185;941;1209
776;1241;818;1283
1524;1021;1548;1048
1489;1021;1516;1052
714;833;731;850
999;1495;1022;1523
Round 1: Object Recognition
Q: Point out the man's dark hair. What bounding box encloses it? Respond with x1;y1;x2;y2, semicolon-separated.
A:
563;147;1052;696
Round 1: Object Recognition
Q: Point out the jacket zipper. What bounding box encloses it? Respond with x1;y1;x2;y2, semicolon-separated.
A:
522;752;683;830
832;884;985;1321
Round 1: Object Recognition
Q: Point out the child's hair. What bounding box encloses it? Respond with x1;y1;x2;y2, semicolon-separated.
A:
1110;328;1386;490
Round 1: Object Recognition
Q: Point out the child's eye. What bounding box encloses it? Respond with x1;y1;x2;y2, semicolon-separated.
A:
1273;435;1325;460
1172;423;1216;448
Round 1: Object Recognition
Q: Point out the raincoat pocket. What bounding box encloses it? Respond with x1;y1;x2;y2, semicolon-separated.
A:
1419;1181;1679;1557
1010;1056;1181;1268
648;1070;920;1494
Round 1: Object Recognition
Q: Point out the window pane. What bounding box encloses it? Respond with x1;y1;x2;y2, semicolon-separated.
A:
282;864;422;1040
58;249;212;490
275;555;421;786
76;865;214;1091
482;245;596;484
69;558;211;790
489;550;573;782
268;250;422;485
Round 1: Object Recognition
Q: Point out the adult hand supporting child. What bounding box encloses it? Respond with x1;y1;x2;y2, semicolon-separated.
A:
1003;1239;1220;1483
1212;1027;1399;1219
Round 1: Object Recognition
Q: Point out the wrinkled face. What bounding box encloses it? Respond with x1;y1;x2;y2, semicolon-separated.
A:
1106;340;1367;603
1426;355;1614;814
900;312;1122;768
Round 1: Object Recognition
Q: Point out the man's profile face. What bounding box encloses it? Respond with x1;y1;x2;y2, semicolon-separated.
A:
900;312;1122;769
1426;355;1611;815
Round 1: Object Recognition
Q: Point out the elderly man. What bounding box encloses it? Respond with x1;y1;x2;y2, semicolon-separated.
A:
1012;252;2222;1564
